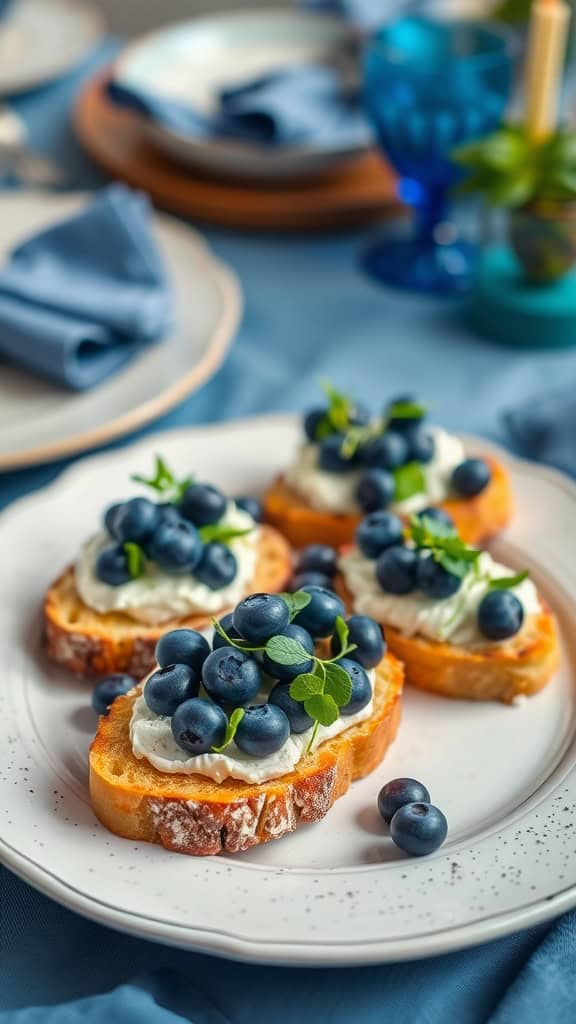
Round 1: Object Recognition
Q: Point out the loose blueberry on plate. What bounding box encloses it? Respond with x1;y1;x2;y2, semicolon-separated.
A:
112;497;160;543
148;520;203;574
234;704;290;756
477;590;524;640
451;458;492;498
337;658;373;715
194;542;237;589
356;469;395;513
331;615;385;669
268;682;315;733
212;612;243;650
296;544;338;578
171;698;228;755
356;511;404;560
416;506;454;530
390;802;448;856
180;483;227;527
416;555;461;599
263;623;314;682
202;648;262;704
377;777;431;825
91;674;134;715
318;433;354;473
291;571;333;591
361;431;409;471
144;663;200;717
304;407;328;442
155;629;210;673
234;495;263;522
376;545;419;595
233;593;290;644
104;502;124;540
293;585;345;638
95;544;132;586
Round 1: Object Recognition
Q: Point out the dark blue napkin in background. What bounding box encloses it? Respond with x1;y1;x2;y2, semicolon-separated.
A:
0;0;13;18
0;184;172;391
300;0;426;30
504;390;576;478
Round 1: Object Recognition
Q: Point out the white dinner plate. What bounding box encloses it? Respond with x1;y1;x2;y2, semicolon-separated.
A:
0;0;103;96
0;194;241;471
0;416;575;964
114;9;371;182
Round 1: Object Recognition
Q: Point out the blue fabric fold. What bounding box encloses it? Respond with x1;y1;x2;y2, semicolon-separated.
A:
503;389;576;478
108;64;369;150
299;0;426;30
0;184;172;390
0;1;13;18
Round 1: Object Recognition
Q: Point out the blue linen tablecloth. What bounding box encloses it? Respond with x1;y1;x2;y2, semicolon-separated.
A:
1;39;576;1024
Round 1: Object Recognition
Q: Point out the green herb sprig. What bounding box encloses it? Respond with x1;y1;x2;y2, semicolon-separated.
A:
488;571;529;591
132;455;192;504
123;542;146;579
409;515;481;580
211;707;245;753
198;524;252;545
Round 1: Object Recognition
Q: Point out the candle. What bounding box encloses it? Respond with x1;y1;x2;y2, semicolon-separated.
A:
524;0;571;142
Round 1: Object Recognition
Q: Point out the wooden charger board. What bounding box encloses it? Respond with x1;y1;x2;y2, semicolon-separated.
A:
74;72;401;232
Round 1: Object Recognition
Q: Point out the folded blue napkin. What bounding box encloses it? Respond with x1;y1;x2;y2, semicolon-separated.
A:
0;184;172;391
299;0;426;30
504;389;576;478
108;64;369;149
0;1;13;18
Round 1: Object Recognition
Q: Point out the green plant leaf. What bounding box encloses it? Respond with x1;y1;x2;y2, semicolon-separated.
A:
489;571;529;590
304;693;339;727
289;673;324;701
387;400;427;421
131;455;193;502
333;615;349;656
393;462;426;502
323;663;353;707
321;380;353;433
123;542;146;579
265;635;311;666
280;590;312;621
211;707;245;753
199;524;252;544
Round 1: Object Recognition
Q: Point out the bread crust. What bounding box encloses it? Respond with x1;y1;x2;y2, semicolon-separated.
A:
89;654;404;856
263;456;513;549
44;525;292;679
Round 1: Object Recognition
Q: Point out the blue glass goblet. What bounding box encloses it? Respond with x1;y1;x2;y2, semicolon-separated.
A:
362;18;517;294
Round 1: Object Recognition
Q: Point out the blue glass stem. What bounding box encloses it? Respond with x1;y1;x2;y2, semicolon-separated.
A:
415;185;449;249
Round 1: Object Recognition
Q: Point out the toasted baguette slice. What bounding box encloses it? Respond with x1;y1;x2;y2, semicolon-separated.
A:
89;654;404;856
264;456;512;549
44;526;292;680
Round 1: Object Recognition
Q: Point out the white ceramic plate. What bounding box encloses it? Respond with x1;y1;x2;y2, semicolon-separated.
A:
0;194;241;470
114;9;371;182
0;0;103;95
0;416;575;964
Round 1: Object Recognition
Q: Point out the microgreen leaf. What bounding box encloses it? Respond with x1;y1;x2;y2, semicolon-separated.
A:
123;542;146;579
211;707;245;753
321;380;353;434
199;524;252;545
489;571;529;590
387;400;427;421
289;674;324;701
280;590;312;622
323;663;353;707
131;455;193;503
303;693;339;727
393;462;427;502
265;635;311;666
409;516;480;581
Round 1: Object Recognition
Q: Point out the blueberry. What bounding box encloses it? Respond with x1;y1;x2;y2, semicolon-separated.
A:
234;495;263;522
95;544;131;586
376;545;419;595
318;434;354;473
202;648;262;705
156;503;183;527
293;586;345;638
148;520;203;574
416;555;461;599
296;544;338;578
263;623;314;682
194;542;237;590
361;431;409;470
103;502;124;539
234;704;290;756
291;571;333;591
331;614;385;669
268;682;314;733
356;511;404;559
337;658;373;715
304;407;328;442
390;802;448;856
144;663;200;717
377;777;431;824
212;612;242;650
477;590;524;640
171;698;227;755
356;469;395;513
180;483;227;527
91;674;134;715
233;593;290;644
112;497;160;543
386;394;425;430
452;458;492;498
405;426;435;464
416;507;454;531
155;629;210;673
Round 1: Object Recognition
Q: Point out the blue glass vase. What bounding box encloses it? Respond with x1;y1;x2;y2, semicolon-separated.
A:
362;18;518;294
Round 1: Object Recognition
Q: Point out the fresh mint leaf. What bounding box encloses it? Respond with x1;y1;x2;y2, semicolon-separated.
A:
303;693;339;727
489;571;529;590
280;590;312;621
289;674;323;701
387;400;427;421
199;524;252;545
436;552;474;579
393;462;426;502
418;513;456;540
131;455;192;503
123;542;146;579
211;707;245;753
265;635;311;666
334;615;349;652
323;663;353;707
321;380;353;434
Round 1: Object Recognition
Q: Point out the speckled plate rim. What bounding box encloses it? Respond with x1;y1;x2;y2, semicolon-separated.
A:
1;418;576;965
